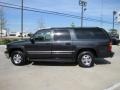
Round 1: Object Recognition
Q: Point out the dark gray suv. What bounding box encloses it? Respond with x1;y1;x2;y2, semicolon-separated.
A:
5;27;114;67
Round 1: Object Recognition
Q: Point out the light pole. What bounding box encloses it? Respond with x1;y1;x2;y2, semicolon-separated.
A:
21;0;24;39
113;11;117;30
79;0;87;27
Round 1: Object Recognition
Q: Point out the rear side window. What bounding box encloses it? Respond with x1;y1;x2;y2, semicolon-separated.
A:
54;29;71;41
74;28;108;40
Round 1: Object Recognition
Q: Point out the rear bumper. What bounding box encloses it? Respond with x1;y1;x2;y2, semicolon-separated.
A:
97;51;114;58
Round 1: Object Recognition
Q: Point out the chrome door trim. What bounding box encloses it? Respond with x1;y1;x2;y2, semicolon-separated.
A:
27;51;75;54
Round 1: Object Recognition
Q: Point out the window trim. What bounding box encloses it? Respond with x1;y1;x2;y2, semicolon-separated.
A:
33;29;52;42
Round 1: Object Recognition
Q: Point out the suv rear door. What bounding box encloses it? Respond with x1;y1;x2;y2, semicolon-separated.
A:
52;29;74;60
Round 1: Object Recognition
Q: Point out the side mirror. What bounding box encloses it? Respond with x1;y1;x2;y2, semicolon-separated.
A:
28;33;33;37
30;37;35;44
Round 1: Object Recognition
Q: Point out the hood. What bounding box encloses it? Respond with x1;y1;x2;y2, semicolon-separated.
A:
7;39;30;46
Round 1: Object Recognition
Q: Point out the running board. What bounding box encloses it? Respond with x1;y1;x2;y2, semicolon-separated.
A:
29;58;74;62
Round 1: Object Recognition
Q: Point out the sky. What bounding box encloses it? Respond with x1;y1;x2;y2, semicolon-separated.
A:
1;0;120;33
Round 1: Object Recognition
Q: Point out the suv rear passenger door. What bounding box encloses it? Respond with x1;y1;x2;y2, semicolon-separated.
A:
52;29;74;60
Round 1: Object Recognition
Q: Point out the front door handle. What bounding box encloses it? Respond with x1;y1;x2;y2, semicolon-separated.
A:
45;43;50;45
65;43;71;45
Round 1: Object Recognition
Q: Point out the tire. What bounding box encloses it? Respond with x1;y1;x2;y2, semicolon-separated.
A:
11;51;26;66
77;51;94;68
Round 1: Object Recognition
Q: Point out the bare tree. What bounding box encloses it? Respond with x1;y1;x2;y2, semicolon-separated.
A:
70;22;75;27
0;6;7;38
38;17;45;30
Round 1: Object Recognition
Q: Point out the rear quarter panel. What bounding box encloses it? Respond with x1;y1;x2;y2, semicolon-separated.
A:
72;39;110;58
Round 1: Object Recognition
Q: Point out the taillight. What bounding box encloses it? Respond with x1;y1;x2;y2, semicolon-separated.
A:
108;41;112;52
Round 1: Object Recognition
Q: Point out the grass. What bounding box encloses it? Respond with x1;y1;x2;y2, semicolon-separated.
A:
0;38;20;45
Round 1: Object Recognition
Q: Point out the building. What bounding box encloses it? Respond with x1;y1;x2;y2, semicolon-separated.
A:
0;29;7;37
9;32;28;37
9;32;21;37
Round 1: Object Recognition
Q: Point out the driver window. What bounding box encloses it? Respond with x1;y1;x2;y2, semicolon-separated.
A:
34;30;52;41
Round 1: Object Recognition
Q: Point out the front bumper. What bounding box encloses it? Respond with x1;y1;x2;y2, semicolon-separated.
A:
4;51;9;59
109;52;114;58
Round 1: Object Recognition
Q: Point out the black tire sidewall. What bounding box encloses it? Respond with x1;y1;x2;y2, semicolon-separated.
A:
78;51;94;68
11;51;25;66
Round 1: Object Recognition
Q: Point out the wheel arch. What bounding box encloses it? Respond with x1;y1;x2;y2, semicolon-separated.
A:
9;47;24;57
75;48;97;60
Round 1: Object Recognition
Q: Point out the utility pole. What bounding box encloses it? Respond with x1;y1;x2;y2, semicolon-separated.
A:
0;6;7;38
0;6;3;38
100;0;103;27
21;0;24;39
113;11;117;29
79;0;87;27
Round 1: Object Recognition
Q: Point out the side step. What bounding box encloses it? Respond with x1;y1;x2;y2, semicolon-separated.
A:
29;58;74;62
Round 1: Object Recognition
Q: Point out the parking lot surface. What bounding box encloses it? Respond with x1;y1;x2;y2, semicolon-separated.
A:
0;45;120;90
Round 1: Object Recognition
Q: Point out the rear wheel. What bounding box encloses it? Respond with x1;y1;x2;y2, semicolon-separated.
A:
11;51;26;66
77;51;94;68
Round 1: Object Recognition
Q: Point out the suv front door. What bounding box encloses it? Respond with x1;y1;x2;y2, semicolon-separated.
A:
52;29;73;60
26;29;52;59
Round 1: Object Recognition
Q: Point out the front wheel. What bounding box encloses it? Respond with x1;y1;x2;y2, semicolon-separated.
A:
11;51;26;66
77;51;94;68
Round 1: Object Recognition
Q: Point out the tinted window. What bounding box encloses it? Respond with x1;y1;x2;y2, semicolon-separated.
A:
74;28;108;39
34;30;52;41
54;30;71;41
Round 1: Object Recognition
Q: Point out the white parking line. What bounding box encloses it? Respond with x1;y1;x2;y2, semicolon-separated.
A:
104;83;120;90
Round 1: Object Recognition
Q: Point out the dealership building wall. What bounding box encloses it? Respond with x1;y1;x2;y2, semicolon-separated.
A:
0;29;7;37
